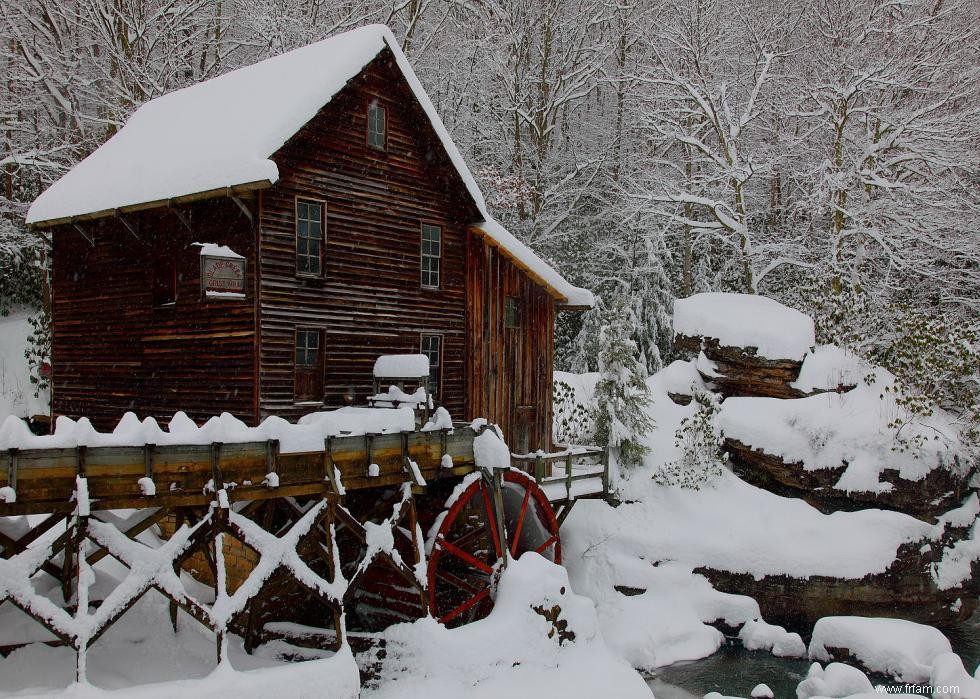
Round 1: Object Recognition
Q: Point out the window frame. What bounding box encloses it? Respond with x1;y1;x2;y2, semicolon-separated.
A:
295;196;326;278
504;296;520;329
420;222;442;290
366;102;387;151
152;251;178;307
419;333;443;401
294;327;325;403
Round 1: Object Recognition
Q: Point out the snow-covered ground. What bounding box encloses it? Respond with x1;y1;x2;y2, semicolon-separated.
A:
0;310;48;421
0;551;648;698
559;352;979;692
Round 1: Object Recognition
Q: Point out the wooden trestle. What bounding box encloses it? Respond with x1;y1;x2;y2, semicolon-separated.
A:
0;424;483;680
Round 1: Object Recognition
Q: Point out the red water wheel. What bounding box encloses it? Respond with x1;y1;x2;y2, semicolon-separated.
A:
427;470;561;627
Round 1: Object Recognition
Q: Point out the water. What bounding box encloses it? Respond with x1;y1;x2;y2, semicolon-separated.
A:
648;612;980;698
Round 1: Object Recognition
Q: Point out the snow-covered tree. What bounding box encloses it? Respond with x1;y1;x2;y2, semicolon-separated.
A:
593;292;654;473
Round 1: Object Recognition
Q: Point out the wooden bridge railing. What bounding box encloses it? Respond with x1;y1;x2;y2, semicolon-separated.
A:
510;446;609;512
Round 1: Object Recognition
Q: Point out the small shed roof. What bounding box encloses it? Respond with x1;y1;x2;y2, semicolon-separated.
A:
373;354;430;379
27;24;593;308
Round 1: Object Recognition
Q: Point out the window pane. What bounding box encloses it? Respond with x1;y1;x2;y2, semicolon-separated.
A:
309;204;321;222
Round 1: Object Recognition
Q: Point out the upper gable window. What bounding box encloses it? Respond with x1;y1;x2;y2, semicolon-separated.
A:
296;198;324;276
421;223;441;289
367;102;386;150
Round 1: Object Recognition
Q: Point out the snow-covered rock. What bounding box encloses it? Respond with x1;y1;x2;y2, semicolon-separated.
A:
738;619;806;658
796;661;875;699
930;652;980;698
673;293;815;361
720;365;967;504
809;616;952;683
791;345;871;394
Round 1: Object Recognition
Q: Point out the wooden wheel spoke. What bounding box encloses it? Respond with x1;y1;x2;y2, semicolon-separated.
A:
435;568;487;596
509;487;531;557
447;523;490;550
439;587;491;625
480;485;502;557
436;538;493;575
534;534;559;555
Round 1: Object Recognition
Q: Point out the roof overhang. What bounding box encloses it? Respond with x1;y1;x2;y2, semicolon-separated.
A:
28;180;272;230
468;223;594;310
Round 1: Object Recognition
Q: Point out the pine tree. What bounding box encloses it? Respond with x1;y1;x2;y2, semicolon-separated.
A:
594;292;654;473
569;295;606;373
630;233;675;374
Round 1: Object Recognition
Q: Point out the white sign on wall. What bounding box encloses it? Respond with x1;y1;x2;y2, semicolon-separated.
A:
196;243;246;298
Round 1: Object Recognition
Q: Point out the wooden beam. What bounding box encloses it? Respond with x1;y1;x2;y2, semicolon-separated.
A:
228;192;253;224
168;203;193;234
113;210;140;240
71;223;94;247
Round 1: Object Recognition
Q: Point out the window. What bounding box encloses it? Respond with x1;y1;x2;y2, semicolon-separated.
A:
420;334;442;400
367;103;386;150
421;224;441;288
295;328;324;401
504;296;519;329
152;254;177;306
296;199;324;276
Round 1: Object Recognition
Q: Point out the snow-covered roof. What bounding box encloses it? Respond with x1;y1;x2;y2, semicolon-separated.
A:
27;24;592;308
473;219;594;308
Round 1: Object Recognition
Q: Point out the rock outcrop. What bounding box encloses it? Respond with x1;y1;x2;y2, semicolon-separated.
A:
671;292;980;631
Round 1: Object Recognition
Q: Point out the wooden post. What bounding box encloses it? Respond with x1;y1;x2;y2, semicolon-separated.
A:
534;454;544;483
489;469;508;569
601;447;610;498
6;448;17;494
565;453;573;503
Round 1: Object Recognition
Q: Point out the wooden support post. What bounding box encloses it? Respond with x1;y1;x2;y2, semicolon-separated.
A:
601;447;611;498
489;469;508;569
565;453;574;503
212;504;228;665
113;210;140;240
71;223;94;246
143;444;155;496
73;510;90;683
6;448;17;494
324;437;344;495
168;203;193;234
266;439;279;477
209;442;223;493
534;454;544;483
228;192;253;224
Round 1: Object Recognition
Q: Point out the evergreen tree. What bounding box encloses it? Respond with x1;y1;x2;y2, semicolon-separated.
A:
630;233;674;374
568;295;605;373
594;292;654;474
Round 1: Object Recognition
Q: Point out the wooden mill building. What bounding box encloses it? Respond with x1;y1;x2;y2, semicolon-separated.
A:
26;24;593;453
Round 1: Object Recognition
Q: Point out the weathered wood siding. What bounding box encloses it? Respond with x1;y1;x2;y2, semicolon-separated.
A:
256;49;477;421
50;197;258;429
466;231;556;452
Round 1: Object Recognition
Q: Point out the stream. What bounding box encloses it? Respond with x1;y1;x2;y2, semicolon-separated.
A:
647;611;980;698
